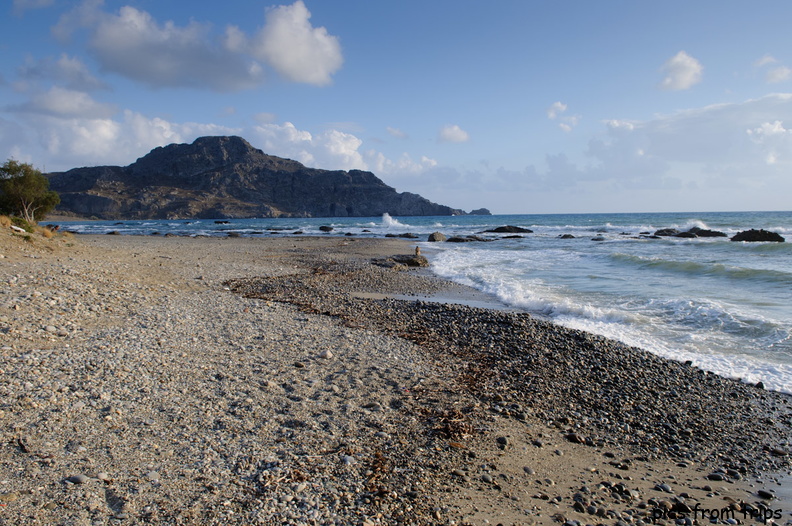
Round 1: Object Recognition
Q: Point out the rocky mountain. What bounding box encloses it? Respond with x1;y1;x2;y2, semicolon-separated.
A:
46;136;480;219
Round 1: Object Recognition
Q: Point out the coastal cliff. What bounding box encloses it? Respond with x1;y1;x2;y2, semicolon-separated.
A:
45;136;480;219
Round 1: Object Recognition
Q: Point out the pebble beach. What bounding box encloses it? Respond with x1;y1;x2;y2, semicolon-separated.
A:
1;230;791;526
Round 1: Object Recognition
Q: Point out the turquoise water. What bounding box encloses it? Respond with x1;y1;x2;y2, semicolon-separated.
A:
57;211;792;393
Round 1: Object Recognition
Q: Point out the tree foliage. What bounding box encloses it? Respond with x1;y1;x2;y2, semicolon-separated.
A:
0;159;60;223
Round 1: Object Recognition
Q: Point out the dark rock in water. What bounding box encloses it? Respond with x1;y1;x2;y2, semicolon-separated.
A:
654;228;680;236
688;227;727;238
468;208;492;215
755;381;765;389
447;235;490;243
481;225;533;234
559;234;575;239
731;229;785;242
591;236;606;242
428;232;447;242
107;231;120;235
503;235;524;239
227;232;240;238
398;233;419;239
293;230;303;234
215;220;230;224
319;225;334;232
675;231;697;238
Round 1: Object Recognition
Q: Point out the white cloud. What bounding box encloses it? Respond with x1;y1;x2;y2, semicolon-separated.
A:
249;122;366;170
659;51;702;91
52;1;342;91
547;101;567;119
746;120;792;165
547;101;579;131
9;87;116;118
253;112;277;124
86;6;264;92
755;55;778;67
13;0;53;14
386;126;408;139
250;0;343;86
438;124;469;143
365;151;437;176
17;54;106;91
766;66;792;84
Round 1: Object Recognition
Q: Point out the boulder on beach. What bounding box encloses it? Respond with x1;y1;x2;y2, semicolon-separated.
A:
373;254;429;268
731;229;785;242
319;226;334;232
428;232;447;242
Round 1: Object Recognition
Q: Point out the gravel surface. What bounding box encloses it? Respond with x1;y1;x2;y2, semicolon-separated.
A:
1;231;791;526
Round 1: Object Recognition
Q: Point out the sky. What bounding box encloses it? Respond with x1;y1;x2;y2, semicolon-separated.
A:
2;1;792;214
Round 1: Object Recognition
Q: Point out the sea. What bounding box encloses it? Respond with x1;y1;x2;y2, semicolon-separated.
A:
56;211;792;394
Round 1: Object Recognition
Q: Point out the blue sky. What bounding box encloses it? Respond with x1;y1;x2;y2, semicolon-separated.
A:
2;0;791;214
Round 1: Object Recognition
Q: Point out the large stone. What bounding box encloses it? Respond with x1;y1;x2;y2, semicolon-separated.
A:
481;225;533;234
731;229;785;242
428;232;447;242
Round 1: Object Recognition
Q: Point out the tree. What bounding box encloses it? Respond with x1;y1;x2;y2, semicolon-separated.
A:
0;159;60;223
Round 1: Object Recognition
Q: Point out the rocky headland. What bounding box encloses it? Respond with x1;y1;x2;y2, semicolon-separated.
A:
46;136;486;220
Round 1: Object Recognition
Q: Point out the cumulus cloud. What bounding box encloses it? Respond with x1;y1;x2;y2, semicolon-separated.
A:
659;51;703;91
547;101;580;132
249;0;343;86
755;55;778;67
86;6;264;91
8;87;116;119
249;122;366;170
52;1;342;91
547;101;567;119
438;124;469;143
13;0;54;14
386;126;408;139
17;54;107;91
766;66;792;84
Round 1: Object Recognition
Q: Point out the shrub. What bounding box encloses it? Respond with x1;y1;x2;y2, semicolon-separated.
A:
0;159;60;223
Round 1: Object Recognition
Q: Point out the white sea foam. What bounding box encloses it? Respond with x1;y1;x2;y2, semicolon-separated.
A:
381;213;408;228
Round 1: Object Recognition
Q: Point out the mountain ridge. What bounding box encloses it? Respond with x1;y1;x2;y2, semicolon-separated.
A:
46;136;487;219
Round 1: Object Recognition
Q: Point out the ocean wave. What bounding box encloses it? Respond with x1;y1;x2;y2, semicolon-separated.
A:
609;253;792;285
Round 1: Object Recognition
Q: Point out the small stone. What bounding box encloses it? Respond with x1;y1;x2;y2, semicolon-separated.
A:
294;361;306;368
97;472;112;482
496;436;508;446
0;492;19;503
481;473;494;484
66;474;90;484
342;455;355;465
757;489;775;500
145;471;159;482
523;466;535;475
318;350;333;359
374;431;389;439
655;483;673;493
707;472;725;481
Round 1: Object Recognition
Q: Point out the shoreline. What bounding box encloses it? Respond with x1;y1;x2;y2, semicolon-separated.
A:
1;232;790;525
